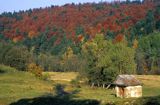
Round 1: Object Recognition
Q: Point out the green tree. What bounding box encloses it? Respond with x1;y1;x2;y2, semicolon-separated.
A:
4;46;31;70
137;33;160;74
0;43;13;63
61;47;85;72
51;34;72;55
155;5;160;31
145;10;155;34
130;10;156;41
75;26;85;36
81;34;136;86
36;53;61;71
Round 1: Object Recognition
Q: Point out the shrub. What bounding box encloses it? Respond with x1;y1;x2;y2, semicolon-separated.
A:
41;73;50;81
0;44;31;71
27;63;43;77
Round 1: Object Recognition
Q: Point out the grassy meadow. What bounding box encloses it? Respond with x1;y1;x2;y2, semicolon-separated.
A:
0;65;53;105
47;72;160;104
0;65;160;105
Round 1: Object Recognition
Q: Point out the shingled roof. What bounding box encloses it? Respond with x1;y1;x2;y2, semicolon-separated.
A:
113;75;142;87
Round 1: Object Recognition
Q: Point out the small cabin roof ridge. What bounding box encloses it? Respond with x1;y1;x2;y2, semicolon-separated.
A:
113;74;142;87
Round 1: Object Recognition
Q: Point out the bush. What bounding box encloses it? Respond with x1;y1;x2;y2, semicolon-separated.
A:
41;73;50;81
27;63;43;77
4;47;31;71
0;43;31;71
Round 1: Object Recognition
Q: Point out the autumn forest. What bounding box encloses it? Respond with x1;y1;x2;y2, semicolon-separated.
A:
0;0;160;85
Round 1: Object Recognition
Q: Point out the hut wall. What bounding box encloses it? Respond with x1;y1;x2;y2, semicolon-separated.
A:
124;86;142;98
115;86;142;98
115;86;124;98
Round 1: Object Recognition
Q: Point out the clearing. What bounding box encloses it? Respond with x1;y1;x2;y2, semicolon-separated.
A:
0;66;160;105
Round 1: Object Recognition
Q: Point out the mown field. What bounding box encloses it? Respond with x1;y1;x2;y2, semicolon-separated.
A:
0;65;160;105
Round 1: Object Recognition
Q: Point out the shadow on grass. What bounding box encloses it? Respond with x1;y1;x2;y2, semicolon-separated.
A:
9;84;100;105
135;95;160;105
0;69;5;74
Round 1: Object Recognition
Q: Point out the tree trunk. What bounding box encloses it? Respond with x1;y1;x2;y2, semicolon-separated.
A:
106;84;111;89
98;83;100;87
91;83;94;88
102;84;105;88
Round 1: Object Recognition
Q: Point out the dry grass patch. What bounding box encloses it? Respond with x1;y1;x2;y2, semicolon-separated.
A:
44;72;78;82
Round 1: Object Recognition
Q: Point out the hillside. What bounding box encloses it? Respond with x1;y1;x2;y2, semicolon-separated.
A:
0;2;154;40
0;1;159;49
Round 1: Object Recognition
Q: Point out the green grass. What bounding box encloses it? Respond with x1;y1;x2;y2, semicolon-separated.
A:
47;72;160;96
46;72;160;104
0;65;53;105
1;67;160;105
136;75;160;96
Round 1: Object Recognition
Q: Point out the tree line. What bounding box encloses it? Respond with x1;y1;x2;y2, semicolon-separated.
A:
0;32;159;86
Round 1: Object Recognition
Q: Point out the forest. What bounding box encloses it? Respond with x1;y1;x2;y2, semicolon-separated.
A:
0;0;160;86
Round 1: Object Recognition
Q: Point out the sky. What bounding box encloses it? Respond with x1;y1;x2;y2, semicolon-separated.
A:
0;0;126;14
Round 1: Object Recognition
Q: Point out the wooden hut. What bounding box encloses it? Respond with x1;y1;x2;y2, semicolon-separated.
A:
113;75;142;98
